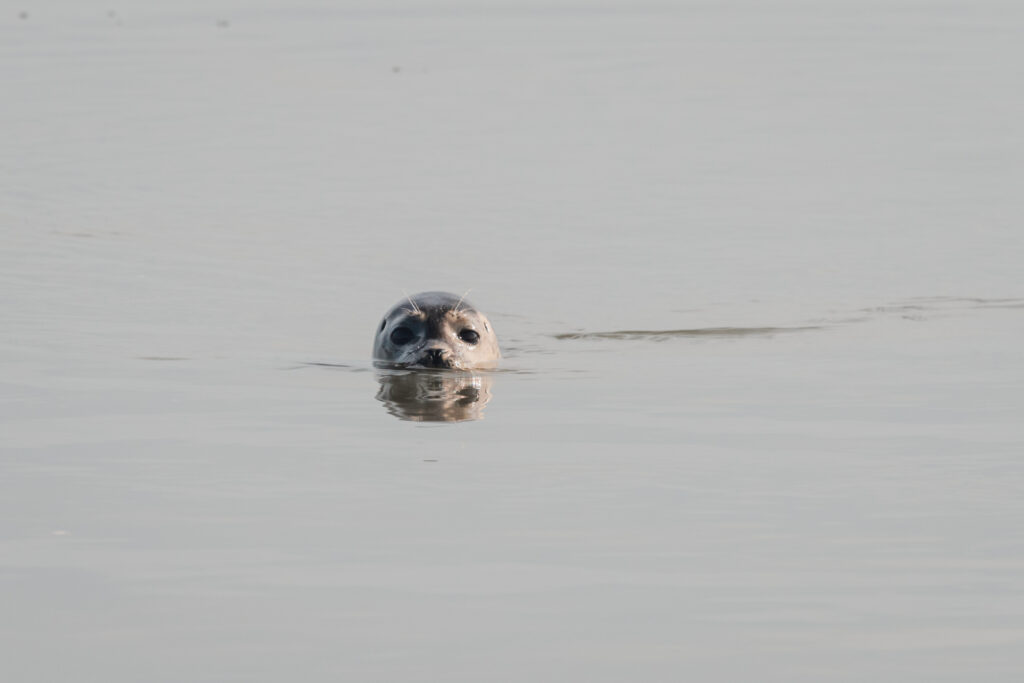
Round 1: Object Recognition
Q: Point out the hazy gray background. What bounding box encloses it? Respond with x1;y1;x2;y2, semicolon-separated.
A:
2;1;1022;681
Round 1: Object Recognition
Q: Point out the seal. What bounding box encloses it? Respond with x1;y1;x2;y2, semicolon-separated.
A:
372;291;501;370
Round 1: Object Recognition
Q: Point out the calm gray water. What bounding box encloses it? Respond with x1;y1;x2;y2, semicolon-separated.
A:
3;1;1023;680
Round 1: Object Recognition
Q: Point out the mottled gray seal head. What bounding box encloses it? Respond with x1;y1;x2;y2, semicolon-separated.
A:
373;291;500;370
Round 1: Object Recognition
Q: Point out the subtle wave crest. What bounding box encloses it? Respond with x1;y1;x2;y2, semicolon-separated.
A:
554;326;820;341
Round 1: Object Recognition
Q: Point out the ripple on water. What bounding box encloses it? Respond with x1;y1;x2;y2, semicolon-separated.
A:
552;326;822;341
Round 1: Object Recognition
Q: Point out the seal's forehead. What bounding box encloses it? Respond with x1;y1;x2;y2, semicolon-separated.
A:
384;291;479;318
386;305;481;323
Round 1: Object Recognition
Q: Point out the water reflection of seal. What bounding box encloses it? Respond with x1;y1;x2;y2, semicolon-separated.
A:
373;291;500;370
375;370;493;422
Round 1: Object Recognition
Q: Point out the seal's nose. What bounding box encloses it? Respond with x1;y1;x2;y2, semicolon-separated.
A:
420;347;452;369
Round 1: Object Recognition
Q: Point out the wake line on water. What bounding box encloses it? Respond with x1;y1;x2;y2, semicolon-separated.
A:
553;326;820;341
552;296;1024;342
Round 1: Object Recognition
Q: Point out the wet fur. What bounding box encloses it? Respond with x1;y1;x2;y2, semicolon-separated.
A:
373;291;500;370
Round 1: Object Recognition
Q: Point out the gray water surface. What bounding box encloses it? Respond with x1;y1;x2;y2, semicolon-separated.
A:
3;1;1023;681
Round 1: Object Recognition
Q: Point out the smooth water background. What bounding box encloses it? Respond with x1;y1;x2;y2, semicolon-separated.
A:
3;1;1023;680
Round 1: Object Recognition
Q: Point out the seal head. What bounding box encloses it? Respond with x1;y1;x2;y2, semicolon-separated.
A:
373;291;500;370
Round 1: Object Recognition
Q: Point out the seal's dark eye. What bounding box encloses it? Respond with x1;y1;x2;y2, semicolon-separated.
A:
390;326;415;345
458;329;480;345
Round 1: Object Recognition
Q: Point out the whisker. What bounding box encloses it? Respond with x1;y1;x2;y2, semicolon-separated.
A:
401;289;420;314
455;289;472;314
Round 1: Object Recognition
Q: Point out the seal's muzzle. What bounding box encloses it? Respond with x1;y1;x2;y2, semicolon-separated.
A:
418;347;454;369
